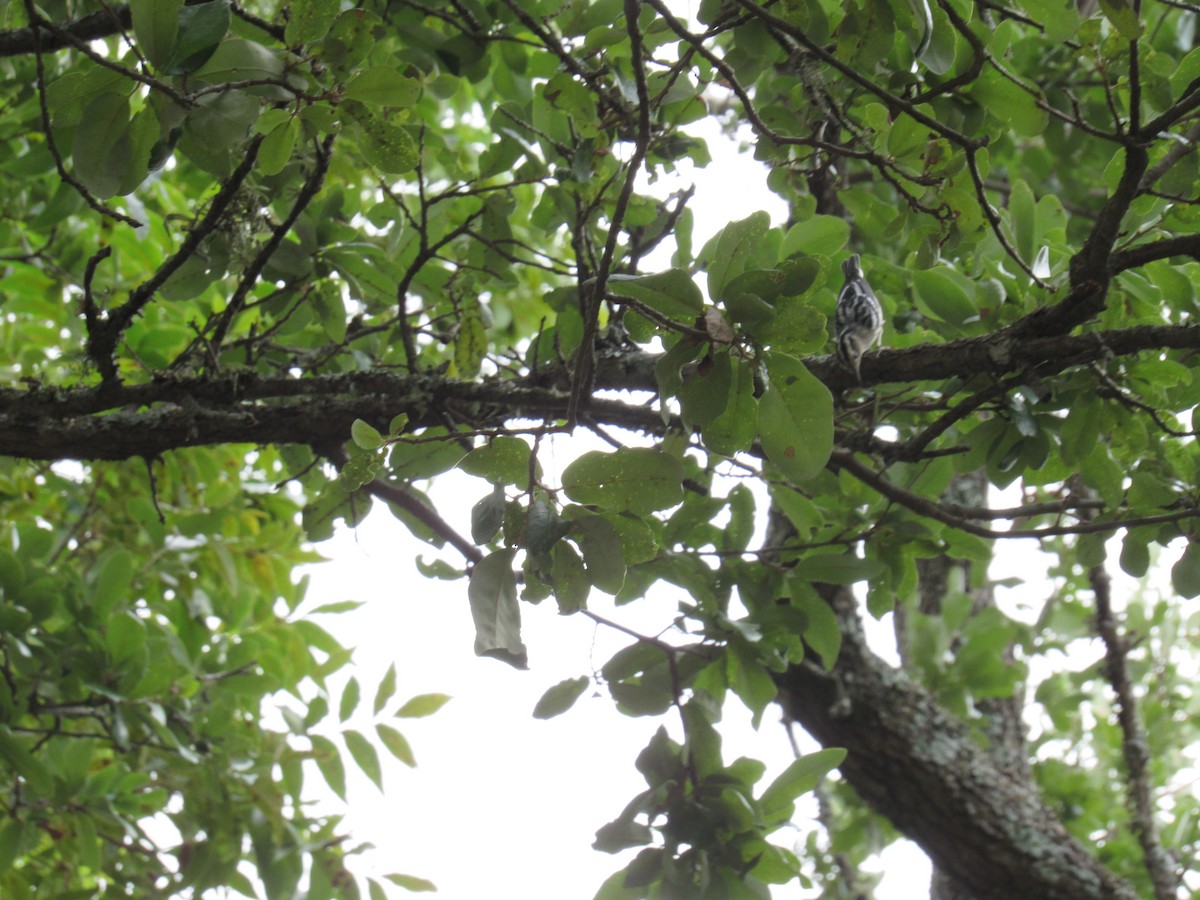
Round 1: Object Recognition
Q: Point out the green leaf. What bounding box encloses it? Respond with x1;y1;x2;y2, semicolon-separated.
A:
758;353;834;482
753;295;828;354
561;448;684;514
918;2;956;75
0;726;52;794
971;69;1048;137
1098;0;1142;39
707;211;771;301
912;268;977;325
396;693;451;718
312;281;347;342
780;215;849;258
551;540;590;613
131;0;182;68
571;513;627;594
0;818;23;877
165;0;232;75
351;418;385;450
286;0;342;46
458;436;537;485
1008;178;1037;267
373;664;397;715
347;104;419;173
192;38;286;86
71;91;132;199
789;578;842;668
1172;543;1200;599
454;312;488;377
1060;394;1101;465
605;269;705;320
467;550;528;668
471;483;506;544
258;119;298;176
384;873;437;892
344;67;423;107
90;548;135;617
759;748;847;822
376;723;416;767
533;676;591;719
793;552;886;585
728;644;777;727
702;357;758;457
343;728;384;790
339;676;360;722
1119;532;1150;578
679;351;731;427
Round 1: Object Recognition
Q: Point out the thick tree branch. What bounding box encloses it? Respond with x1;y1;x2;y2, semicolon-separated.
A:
0;6;131;56
4;322;1200;460
1110;233;1200;272
778;585;1138;900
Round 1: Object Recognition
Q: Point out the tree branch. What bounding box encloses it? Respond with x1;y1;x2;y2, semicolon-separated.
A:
778;584;1138;900
1090;562;1180;900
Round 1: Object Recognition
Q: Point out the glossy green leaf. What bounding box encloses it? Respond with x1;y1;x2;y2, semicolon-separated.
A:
551;540;590;613
758;353;834;483
912;268;977;325
165;0;232;74
344;68;423;106
606;269;705;320
562;449;685;514
396;693;451;718
793;552;885;585
343;729;384;790
703;357;758;457
286;0;342;46
258;118;298;176
351;418;385;450
347;104;419;173
131;0;183;68
707;211;771;301
571;513;626;594
471;483;506;544
458;436;537;485
384;873;437;892
533;676;591;719
1173;544;1200;599
780;215;849;259
71;92;132;199
759;748;847;822
376;723;417;767
467;550;528;668
339;676;360;722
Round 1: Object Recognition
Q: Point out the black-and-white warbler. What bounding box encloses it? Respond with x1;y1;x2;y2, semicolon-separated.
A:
835;254;883;383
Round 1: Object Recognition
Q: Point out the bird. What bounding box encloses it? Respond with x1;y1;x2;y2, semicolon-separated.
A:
835;254;884;383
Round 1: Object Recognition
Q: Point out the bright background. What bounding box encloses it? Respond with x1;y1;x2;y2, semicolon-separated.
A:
294;122;944;898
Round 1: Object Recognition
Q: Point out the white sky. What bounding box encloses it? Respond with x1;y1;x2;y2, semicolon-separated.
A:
297;124;940;898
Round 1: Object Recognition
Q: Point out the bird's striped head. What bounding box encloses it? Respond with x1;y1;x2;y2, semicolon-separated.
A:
842;254;862;280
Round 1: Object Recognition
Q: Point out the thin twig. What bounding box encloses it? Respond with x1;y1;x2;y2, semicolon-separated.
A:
1090;562;1179;900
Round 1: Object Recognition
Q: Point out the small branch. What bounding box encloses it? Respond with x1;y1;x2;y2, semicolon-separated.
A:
1090;562;1179;900
833;450;1200;540
209;135;336;356
1110;233;1200;272
566;0;652;427
362;475;482;564
89;134;266;379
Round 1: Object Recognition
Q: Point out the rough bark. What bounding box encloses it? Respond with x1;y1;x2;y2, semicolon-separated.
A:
778;586;1136;900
